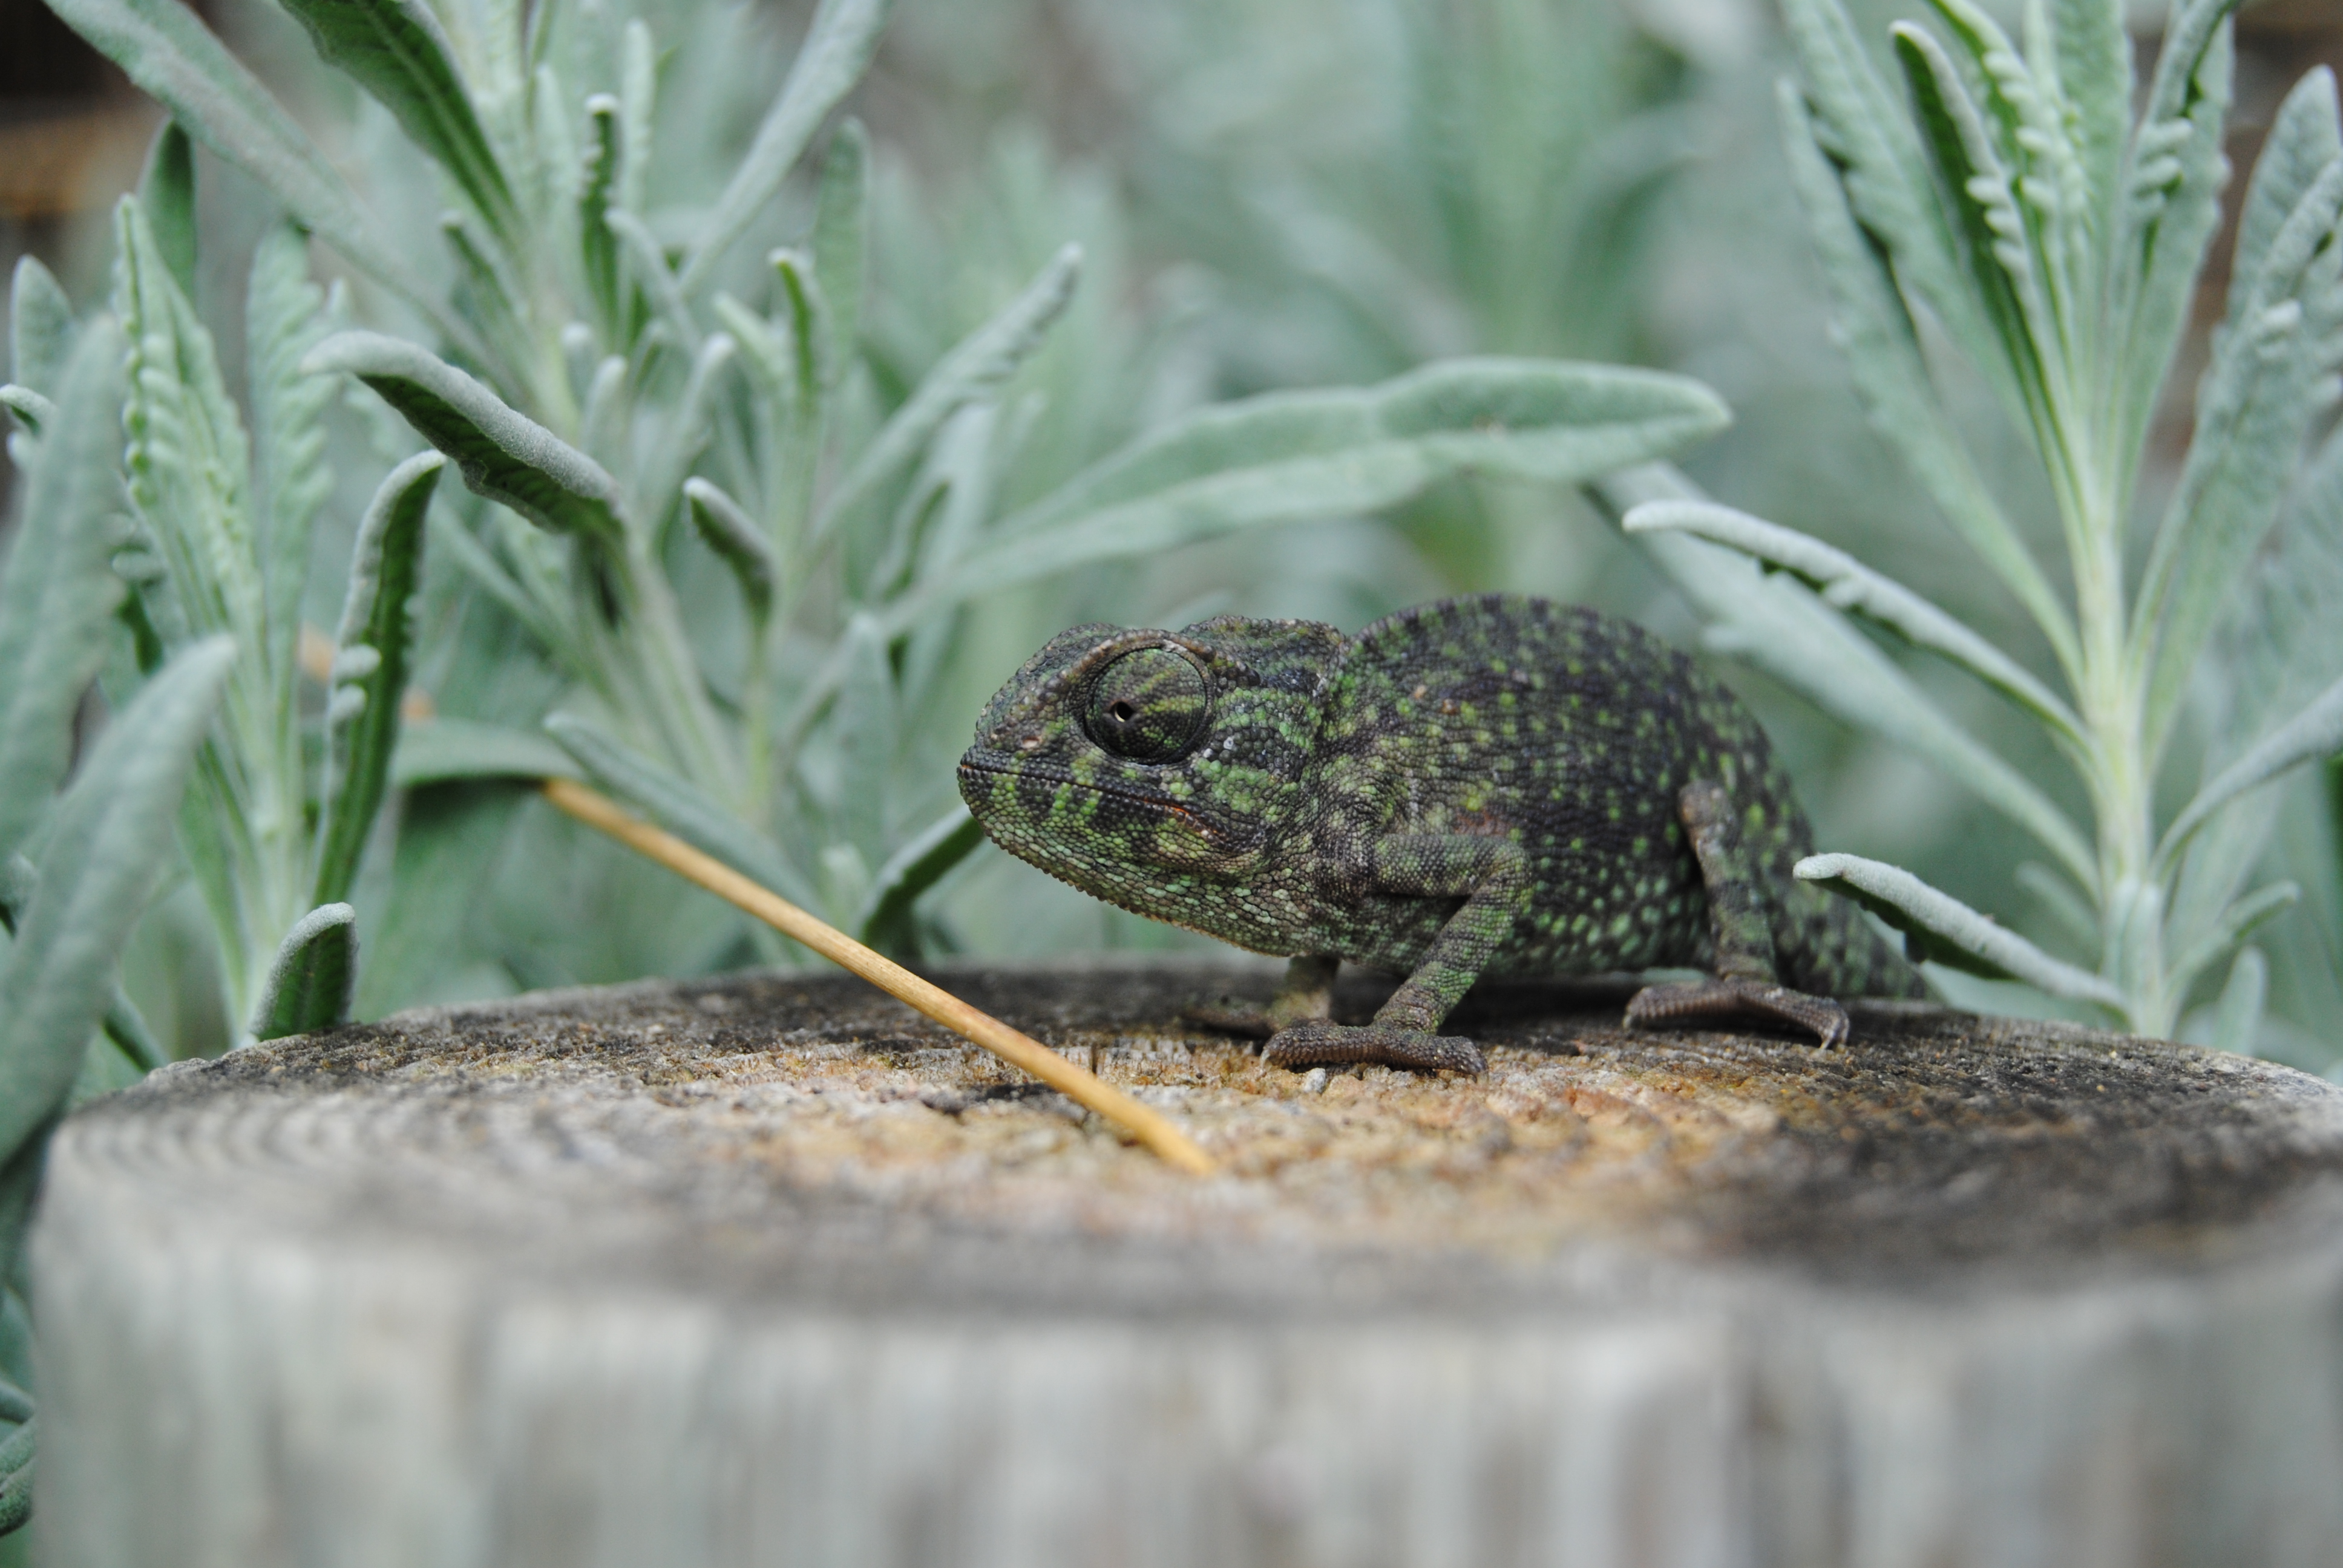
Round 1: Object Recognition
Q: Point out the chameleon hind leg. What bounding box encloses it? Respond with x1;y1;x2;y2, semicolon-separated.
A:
1263;835;1525;1076
1182;954;1339;1038
1626;781;1852;1048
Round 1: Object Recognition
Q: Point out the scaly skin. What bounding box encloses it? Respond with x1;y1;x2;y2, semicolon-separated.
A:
958;594;1923;1074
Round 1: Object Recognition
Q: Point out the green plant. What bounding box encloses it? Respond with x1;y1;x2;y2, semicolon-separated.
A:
42;0;1736;984
0;295;238;1538
1597;0;2343;1042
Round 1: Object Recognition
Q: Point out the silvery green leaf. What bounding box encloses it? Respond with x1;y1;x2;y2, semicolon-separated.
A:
1796;851;2125;1005
248;901;355;1042
313;452;441;906
422;508;569;657
2158;668;2343;874
0;319;127;864
1777;83;2076;670
136;120;196;297
1595;464;2097;884
2049;0;2134;244
245;220;337;694
2223;68;2338;329
101;987;167;1073
2109;0;2236;480
39;0;471;354
578;96;621;340
617;19;654;217
304;331;626;544
1777;0;1985;367
922;359;1729;620
605;207;700;356
815;244;1078;558
1624;498;2083;748
114;196;261;647
811;119;867;380
678;0;891;295
391;717;580;786
351;782;522;1018
8;255;75;397
858;808;981;955
641;333;735;531
273;0;520;247
837;613;895;861
0;387;55;435
2135;154;2343;754
2210;945;2266;1055
683;478;775;624
0;635;232;1165
544;713;813;906
1890;22;2054;438
2168;884;2297;1001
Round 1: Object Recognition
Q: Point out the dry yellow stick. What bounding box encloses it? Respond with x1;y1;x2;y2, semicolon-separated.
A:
543;778;1219;1175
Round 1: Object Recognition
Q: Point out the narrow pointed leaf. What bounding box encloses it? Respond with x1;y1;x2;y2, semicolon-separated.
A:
921;358;1731;619
2160;669;2343;872
0;320;128;864
2169;886;2296;998
811;117;867;377
2224;69;2338;327
0;636;233;1164
857;808;981;952
684;477;775;623
314;451;441;905
304;331;625;543
8;256;75;397
1796;851;2125;1004
1624;498;2083;746
545;714;814;906
136;120;196;297
578;96;621;339
814;243;1078;556
38;0;470;351
2052;0;2134;237
2210;945;2266;1054
391;717;581;786
246;220;337;694
274;0;520;246
249;901;355;1041
678;0;890;294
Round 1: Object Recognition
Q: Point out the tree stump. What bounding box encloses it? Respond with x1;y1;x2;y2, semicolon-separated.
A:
28;963;2343;1567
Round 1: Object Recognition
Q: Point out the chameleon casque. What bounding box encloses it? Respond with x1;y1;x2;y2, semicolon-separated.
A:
957;594;1924;1074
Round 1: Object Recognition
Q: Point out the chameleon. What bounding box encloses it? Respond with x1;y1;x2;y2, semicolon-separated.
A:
957;593;1924;1074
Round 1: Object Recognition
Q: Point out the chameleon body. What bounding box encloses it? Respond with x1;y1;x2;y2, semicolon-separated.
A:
957;594;1922;1074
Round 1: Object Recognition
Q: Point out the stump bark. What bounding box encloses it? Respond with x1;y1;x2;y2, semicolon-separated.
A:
27;962;2343;1567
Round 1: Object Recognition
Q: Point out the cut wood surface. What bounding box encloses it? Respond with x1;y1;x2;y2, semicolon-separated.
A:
30;963;2343;1567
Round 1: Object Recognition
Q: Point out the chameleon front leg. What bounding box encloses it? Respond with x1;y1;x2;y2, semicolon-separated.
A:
1625;780;1852;1047
1263;835;1526;1075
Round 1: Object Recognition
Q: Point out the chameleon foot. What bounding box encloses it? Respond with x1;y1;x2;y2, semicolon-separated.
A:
1262;1019;1486;1075
1625;976;1850;1048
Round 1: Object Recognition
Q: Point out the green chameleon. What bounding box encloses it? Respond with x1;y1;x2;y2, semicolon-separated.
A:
958;594;1924;1074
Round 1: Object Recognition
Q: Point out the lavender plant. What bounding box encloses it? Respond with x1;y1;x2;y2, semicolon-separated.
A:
42;0;1734;984
1601;0;2343;1044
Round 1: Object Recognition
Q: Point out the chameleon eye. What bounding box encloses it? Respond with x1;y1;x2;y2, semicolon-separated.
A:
1085;647;1209;763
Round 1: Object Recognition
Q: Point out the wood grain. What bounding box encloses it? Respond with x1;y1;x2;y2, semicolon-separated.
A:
29;966;2343;1566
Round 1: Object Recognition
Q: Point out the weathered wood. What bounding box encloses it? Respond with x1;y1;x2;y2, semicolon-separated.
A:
29;964;2343;1567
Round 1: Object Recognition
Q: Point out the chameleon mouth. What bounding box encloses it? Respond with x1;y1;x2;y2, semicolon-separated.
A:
957;752;1236;844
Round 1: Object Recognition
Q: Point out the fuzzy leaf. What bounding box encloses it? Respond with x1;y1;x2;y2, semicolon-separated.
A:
857;808;981;953
1625;498;2083;748
350;782;522;1018
837;613;895;861
544;714;813;906
391;717;580;786
8;256;75;397
2160;669;2343;874
304;331;626;543
1777;83;2076;669
816;244;1078;557
2210;944;2266;1055
2052;0;2134;243
249;901;355;1041
683;477;775;624
0;636;232;1165
313;452;440;905
678;0;891;294
2169;885;2296;1001
136;120;197;297
578;95;621;340
1596;464;2097;884
0;321;128;864
2225;70;2338;327
919;358;1731;621
245;220;338;694
274;0;519;246
811;119;868;379
1796;851;2125;1004
38;0;467;351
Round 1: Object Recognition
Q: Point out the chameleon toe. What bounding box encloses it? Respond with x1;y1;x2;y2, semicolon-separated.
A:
1263;1020;1486;1076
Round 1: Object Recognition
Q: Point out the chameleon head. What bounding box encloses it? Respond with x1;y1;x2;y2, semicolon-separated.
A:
958;618;1331;916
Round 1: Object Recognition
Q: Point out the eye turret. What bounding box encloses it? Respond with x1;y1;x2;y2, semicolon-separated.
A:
1085;647;1210;762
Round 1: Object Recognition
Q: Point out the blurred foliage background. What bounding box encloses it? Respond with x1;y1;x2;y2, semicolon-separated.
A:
4;0;2342;1079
